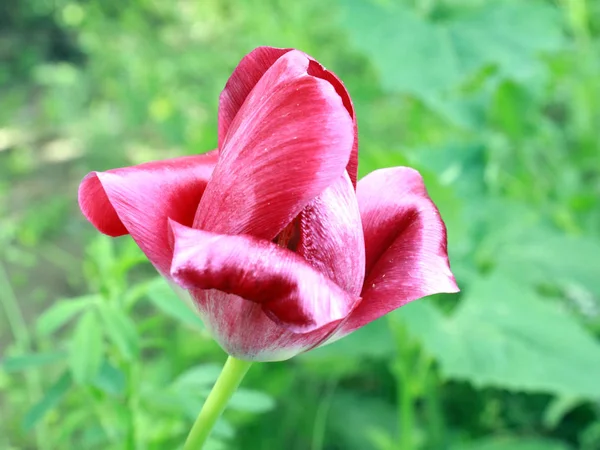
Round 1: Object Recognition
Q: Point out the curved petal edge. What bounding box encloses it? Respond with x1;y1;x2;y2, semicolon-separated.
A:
218;46;359;187
169;220;361;334
78;151;218;275
335;167;459;338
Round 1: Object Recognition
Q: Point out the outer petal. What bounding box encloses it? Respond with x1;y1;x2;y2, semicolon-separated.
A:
218;46;359;187
182;289;343;361
295;172;365;296
335;167;459;337
195;50;354;240
169;221;360;334
78;151;218;275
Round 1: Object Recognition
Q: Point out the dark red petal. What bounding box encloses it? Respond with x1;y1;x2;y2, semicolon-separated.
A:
336;167;459;337
78;151;218;275
219;46;358;187
169;221;360;334
195;50;354;240
296;172;365;296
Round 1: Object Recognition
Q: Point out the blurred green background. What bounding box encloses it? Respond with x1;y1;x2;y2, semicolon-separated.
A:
1;0;600;449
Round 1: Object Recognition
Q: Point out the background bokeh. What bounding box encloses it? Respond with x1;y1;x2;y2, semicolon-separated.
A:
1;0;600;449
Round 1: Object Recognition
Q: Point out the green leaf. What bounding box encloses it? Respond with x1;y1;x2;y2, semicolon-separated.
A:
543;396;581;429
141;388;202;419
203;437;230;450
307;320;395;360
496;229;600;295
328;391;396;450
229;389;276;413
35;295;97;336
172;363;223;389
300;320;396;377
22;370;73;430
146;277;204;329
452;436;571;450
399;275;600;399
69;310;104;384
340;0;459;94
339;0;563;95
92;360;126;396
212;419;235;439
97;303;139;360
2;351;67;372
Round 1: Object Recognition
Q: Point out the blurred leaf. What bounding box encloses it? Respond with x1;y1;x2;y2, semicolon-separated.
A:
212;419;235;439
399;275;600;399
92;360;126;396
497;229;600;295
36;295;98;336
340;0;461;94
146;277;204;329
580;421;600;450
203;438;230;450
490;81;535;139
97;303;139;360
69;310;103;384
543;395;582;429
300;321;395;377
22;370;72;430
328;391;396;450
452;436;571;450
309;320;395;360
340;0;563;95
141;389;202;419
172;363;223;389
229;389;276;413
2;351;66;372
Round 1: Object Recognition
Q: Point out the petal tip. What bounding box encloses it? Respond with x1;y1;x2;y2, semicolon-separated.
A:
78;171;128;237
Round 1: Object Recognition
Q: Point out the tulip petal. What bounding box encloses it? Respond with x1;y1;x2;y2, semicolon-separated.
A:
195;50;354;240
218;46;290;148
305;59;359;187
218;46;359;187
336;167;459;337
78;151;218;275
295;172;365;296
169;221;360;334
185;289;344;362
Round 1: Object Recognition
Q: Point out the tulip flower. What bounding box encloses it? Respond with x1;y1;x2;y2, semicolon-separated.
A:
78;47;458;449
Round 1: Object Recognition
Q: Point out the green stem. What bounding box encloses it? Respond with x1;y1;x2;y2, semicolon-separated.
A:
184;356;252;450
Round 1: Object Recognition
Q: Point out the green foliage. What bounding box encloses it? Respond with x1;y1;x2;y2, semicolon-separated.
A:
452;437;572;450
2;351;66;372
69;309;103;384
35;295;97;336
340;0;563;95
1;0;600;449
23;371;73;431
145;277;206;330
399;276;600;398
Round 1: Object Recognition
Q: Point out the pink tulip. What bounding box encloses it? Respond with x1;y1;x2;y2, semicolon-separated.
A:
78;47;458;362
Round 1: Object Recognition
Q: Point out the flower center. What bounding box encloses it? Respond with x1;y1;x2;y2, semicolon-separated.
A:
274;218;300;251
